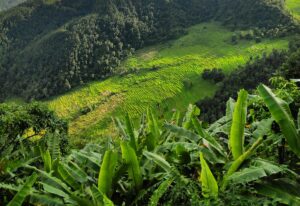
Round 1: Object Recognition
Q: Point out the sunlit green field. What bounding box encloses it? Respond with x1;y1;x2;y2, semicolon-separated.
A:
47;22;291;145
286;0;300;20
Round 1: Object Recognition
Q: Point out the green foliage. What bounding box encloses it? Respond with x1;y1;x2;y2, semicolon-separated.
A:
1;83;300;205
121;142;143;191
7;173;37;206
199;153;218;198
146;109;160;151
258;84;300;156
98;150;118;196
148;178;174;206
257;179;300;206
230;89;248;160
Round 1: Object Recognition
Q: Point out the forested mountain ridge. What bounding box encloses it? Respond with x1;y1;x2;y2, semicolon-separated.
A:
0;0;298;101
0;0;25;11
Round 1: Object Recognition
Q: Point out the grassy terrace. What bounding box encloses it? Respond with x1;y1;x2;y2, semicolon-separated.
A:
47;22;291;145
286;0;300;20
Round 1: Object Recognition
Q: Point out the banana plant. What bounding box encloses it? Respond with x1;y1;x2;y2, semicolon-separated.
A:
258;84;300;157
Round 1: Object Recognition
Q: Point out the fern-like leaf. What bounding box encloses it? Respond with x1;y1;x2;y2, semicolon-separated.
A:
7;173;38;206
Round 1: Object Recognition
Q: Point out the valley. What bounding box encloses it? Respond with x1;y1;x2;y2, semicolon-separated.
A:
1;0;300;205
47;22;291;145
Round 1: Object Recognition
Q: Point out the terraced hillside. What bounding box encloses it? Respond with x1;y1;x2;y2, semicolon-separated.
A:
47;22;291;146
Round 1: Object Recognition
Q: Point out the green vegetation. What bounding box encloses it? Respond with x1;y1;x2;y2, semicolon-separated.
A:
1;81;299;205
198;37;300;123
47;22;291;144
286;0;300;20
0;1;299;205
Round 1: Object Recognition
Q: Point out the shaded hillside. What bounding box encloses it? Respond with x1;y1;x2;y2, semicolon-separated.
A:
0;0;297;100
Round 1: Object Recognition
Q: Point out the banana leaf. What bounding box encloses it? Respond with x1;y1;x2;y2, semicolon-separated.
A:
258;84;300;157
230;89;248;160
98;150;118;197
7;173;38;206
146;109;160;151
121;142;143;191
199;153;218;198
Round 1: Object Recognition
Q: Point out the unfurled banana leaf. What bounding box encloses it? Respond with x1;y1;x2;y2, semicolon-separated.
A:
125;113;137;151
7;173;38;206
226;159;285;185
40;182;69;199
199;153;218;198
143;151;172;173
30;193;64;206
222;136;263;190
146;109;160;151
148;178;174;206
40;149;52;173
182;104;200;130
47;132;61;160
164;123;200;142
252;118;273;139
71;150;101;173
258;84;300;157
90;185;114;206
192;117;226;157
252;159;285;175
26;165;71;193
57;162;81;190
98;150;118;197
226;98;235;122
170;110;181;126
121;142;143;191
256;179;300;206
226;167;267;185
230;89;248;160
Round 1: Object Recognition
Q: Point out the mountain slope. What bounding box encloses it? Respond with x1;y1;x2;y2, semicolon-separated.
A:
0;0;297;101
46;22;291;145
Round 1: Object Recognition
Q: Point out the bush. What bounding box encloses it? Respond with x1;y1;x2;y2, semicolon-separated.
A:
202;68;225;83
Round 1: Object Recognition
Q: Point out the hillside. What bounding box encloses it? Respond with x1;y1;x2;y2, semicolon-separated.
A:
47;22;292;145
0;0;297;101
1;1;300;205
0;0;25;11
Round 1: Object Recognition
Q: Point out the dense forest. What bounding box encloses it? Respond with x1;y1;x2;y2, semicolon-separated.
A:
0;0;298;100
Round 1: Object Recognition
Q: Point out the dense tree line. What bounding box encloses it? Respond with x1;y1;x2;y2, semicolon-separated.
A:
0;0;298;100
197;37;300;122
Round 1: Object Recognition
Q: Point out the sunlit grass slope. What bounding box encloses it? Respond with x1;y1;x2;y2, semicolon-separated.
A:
47;22;290;145
286;0;300;20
